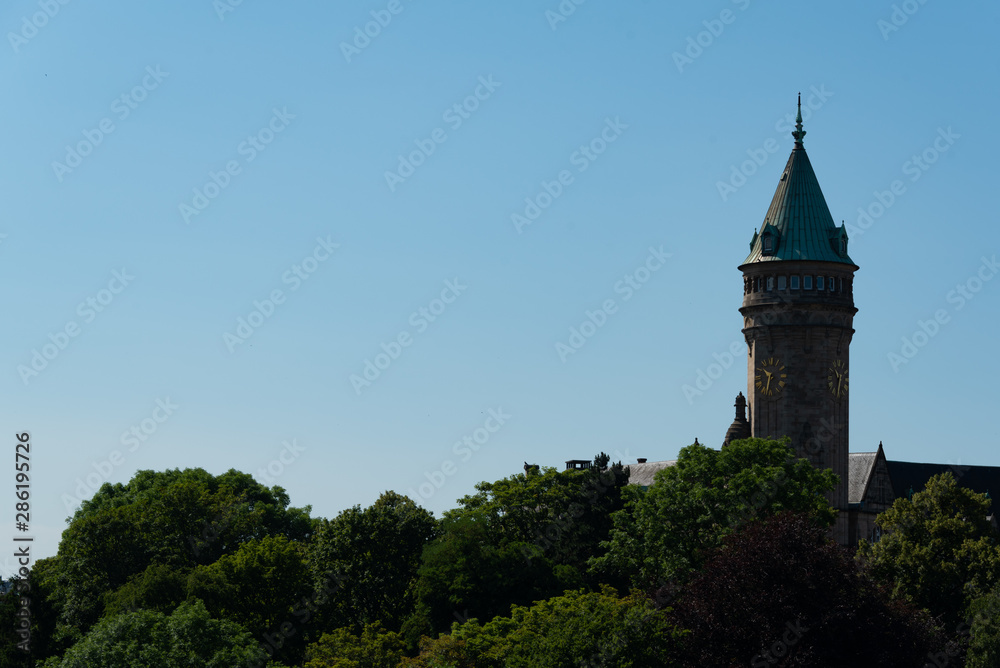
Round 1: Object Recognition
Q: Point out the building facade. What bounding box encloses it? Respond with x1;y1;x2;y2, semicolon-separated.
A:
737;96;857;543
579;98;1000;546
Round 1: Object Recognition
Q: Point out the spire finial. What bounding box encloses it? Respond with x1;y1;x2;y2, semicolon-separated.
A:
792;92;806;147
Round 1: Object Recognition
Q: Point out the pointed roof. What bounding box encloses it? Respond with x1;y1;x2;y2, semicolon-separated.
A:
722;392;750;447
743;95;856;266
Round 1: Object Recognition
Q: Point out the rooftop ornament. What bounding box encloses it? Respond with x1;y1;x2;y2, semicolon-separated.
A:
792;92;807;147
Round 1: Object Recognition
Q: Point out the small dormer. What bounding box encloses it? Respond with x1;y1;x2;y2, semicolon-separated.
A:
749;228;759;251
830;224;849;258
759;222;779;257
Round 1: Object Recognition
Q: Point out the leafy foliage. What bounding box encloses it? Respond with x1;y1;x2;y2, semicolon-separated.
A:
38;599;268;668
409;455;630;636
594;438;837;590
18;456;999;668
102;562;189;617
966;583;1000;667
408;514;569;638
404;587;682;668
858;472;1000;628
674;512;946;666
303;622;406;668
456;455;630;574
188;534;311;640
47;468;313;638
309;491;436;633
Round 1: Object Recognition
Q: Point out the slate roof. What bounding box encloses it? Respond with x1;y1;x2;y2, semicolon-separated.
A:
885;461;1000;501
743;100;856;267
848;450;1000;507
627;460;676;487
848;452;878;505
622;451;1000;509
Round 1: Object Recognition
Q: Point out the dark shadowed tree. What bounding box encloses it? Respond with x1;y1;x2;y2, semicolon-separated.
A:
673;512;947;666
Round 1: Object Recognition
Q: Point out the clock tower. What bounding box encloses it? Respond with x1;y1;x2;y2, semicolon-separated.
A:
738;96;858;542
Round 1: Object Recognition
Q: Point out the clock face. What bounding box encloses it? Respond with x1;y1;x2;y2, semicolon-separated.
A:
754;357;786;397
828;359;849;399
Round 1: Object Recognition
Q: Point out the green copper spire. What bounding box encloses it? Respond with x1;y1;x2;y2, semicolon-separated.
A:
792;92;806;147
742;96;855;266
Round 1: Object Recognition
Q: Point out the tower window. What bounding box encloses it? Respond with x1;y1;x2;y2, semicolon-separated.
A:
777;276;786;290
766;276;774;291
840;238;847;255
763;236;773;253
816;276;824;290
803;275;813;290
829;276;835;292
790;275;800;290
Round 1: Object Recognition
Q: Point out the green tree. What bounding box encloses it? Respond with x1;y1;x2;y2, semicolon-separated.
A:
408;514;569;638
410;456;630;637
858;472;1000;629
966;582;1000;667
39;599;268;668
0;576;30;668
593;437;837;590
405;587;682;668
457;455;630;574
102;563;189;617
303;622;405;668
45;468;313;638
308;491;436;634
188;535;311;642
0;557;66;664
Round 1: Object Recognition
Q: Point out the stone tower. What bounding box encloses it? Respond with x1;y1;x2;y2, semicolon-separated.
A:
738;96;858;542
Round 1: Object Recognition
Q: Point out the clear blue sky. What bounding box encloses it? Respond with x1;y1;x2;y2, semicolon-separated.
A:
2;0;998;570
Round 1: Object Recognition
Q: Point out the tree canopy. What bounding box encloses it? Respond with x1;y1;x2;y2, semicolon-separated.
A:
858;471;1000;629
32;468;314;663
593;437;838;590
8;446;994;668
308;491;436;634
673;512;945;666
38;599;268;668
401;587;683;668
408;454;630;637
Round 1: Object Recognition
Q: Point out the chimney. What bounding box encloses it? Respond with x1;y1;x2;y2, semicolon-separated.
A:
637;458;647;463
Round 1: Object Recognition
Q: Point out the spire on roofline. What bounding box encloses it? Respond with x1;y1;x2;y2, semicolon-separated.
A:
740;94;856;266
792;92;806;147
